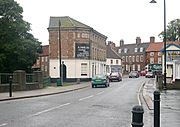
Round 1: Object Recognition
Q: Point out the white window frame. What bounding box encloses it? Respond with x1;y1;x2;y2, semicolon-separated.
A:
150;52;154;56
81;63;88;76
140;47;143;52
150;58;154;64
134;48;138;52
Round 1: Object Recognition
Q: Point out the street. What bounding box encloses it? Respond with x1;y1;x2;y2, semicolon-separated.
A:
0;77;148;127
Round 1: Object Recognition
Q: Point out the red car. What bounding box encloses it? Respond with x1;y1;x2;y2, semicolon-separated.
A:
140;71;146;76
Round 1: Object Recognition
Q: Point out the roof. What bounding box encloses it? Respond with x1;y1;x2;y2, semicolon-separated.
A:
118;42;149;55
146;41;180;52
40;45;49;56
146;42;163;52
48;16;107;39
106;46;121;59
48;16;91;29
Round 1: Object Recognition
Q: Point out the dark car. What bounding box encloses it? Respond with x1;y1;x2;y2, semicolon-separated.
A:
91;74;109;88
145;72;155;78
109;72;122;82
129;71;139;78
140;70;147;76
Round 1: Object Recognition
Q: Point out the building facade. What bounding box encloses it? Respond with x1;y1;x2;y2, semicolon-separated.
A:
117;37;149;73
48;16;107;81
32;45;49;77
106;41;122;74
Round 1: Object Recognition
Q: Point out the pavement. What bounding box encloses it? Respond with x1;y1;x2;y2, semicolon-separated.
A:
142;78;180;127
0;82;90;101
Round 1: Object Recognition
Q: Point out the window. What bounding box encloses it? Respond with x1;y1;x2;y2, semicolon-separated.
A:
124;48;128;53
122;56;125;62
150;58;154;64
81;63;88;76
158;52;161;56
137;64;140;71
111;60;113;64
140;55;143;62
140;47;143;52
126;56;128;62
136;55;139;62
129;56;131;62
116;60;118;64
158;57;162;64
134;48;138;52
132;56;135;62
150;52;154;56
118;49;121;53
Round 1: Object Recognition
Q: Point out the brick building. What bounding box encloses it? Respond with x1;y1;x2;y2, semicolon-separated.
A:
48;16;107;81
32;45;49;77
117;37;149;73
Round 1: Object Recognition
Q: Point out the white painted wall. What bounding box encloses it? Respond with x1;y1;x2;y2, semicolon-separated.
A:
49;58;106;79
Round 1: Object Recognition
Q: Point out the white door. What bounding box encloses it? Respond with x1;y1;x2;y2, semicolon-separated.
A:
175;64;180;79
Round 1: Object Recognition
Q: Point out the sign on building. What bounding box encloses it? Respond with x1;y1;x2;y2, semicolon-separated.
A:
75;43;90;59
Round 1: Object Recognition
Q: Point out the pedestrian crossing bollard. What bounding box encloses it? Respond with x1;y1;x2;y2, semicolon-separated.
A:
131;105;144;127
154;90;160;127
9;76;12;97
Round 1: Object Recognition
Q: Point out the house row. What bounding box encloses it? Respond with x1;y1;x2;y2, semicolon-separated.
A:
33;16;180;82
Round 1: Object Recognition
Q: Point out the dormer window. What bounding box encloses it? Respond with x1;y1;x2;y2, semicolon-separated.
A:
134;48;138;52
124;48;128;53
118;49;121;53
140;47;143;52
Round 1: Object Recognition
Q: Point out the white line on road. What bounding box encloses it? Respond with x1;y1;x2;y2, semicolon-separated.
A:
96;91;104;95
79;95;94;101
137;81;145;106
32;103;71;116
0;123;8;127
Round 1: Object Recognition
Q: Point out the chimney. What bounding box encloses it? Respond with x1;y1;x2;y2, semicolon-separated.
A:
136;37;141;44
119;39;124;47
150;36;155;43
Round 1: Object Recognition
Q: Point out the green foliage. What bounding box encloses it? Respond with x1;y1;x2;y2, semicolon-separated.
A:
0;0;41;73
159;19;180;41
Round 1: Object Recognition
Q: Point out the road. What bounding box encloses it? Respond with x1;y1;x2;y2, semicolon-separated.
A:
0;77;149;127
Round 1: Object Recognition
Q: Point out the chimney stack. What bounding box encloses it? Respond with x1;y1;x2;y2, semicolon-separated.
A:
150;36;155;43
136;37;141;44
119;39;124;47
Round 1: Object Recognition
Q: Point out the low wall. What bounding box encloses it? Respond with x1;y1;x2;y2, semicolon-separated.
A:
0;70;44;92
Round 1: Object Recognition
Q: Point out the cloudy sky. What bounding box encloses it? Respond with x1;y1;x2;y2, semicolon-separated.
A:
15;0;180;46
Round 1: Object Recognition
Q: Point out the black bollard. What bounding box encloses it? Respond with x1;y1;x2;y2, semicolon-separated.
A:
154;90;160;127
9;76;13;97
131;105;144;127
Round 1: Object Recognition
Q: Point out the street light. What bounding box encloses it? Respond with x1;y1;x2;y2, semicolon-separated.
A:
150;0;167;89
58;19;63;86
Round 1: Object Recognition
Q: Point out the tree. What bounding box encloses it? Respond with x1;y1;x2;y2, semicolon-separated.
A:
0;0;41;73
159;19;180;41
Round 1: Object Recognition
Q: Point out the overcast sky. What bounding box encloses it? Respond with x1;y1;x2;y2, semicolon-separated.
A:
15;0;180;46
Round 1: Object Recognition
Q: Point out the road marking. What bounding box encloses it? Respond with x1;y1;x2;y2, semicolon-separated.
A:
32;103;70;116
0;123;8;126
96;91;104;95
137;82;145;106
79;95;94;101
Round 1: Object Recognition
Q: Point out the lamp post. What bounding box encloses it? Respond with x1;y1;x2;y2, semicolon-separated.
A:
150;0;167;89
58;20;63;86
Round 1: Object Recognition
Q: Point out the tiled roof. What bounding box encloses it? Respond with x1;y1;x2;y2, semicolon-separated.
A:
40;45;49;56
146;42;163;52
106;46;121;59
118;42;149;55
48;16;91;29
146;41;180;52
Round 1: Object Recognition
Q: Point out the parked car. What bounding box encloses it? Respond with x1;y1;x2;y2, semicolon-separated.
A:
145;71;155;78
129;71;139;78
91;74;109;88
109;72;122;82
140;70;146;76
